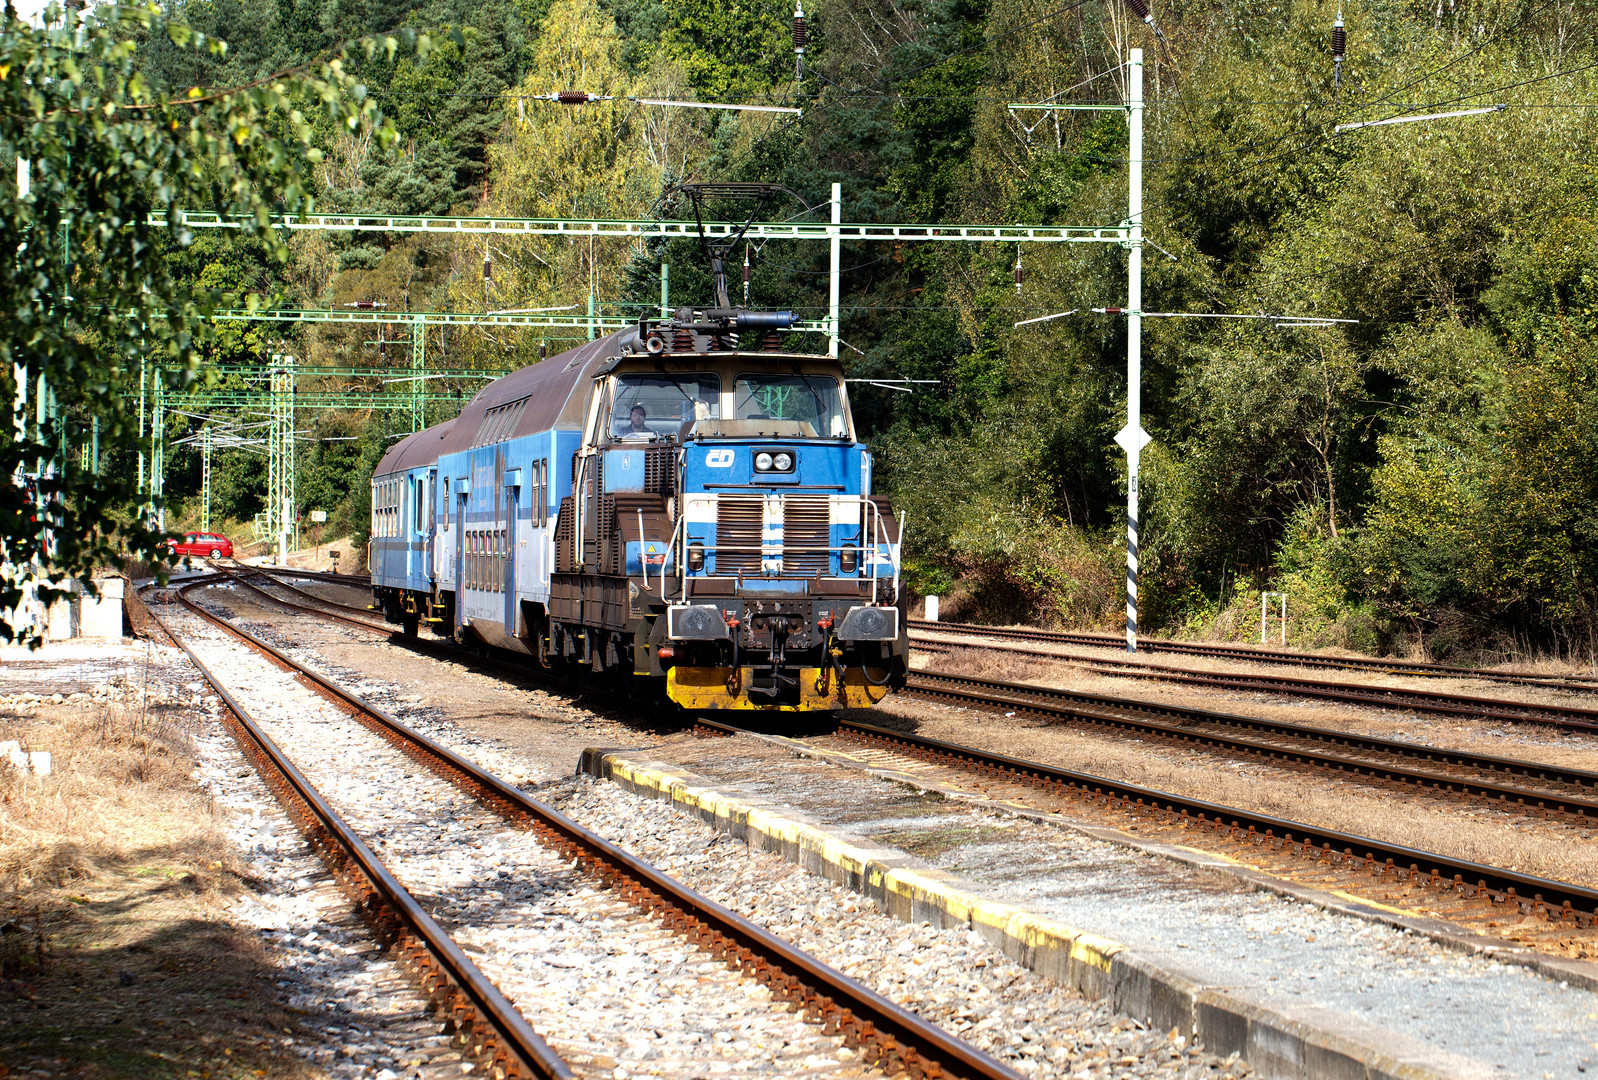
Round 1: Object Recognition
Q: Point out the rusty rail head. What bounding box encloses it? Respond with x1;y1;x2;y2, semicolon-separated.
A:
903;668;1598;794
173;578;1024;1080
229;565;382;619
152;581;573;1080
912;634;1598;727
211;564;392;635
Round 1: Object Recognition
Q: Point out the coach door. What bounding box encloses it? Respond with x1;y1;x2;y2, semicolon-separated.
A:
455;486;469;634
503;480;519;633
426;469;437;579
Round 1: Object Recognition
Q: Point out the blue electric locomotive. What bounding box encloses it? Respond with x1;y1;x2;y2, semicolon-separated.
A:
368;307;908;711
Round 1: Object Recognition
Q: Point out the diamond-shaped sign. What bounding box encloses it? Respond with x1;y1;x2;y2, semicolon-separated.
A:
1114;424;1152;453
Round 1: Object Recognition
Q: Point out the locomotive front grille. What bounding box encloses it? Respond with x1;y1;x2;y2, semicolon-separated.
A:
782;495;831;577
713;497;766;576
708;493;833;578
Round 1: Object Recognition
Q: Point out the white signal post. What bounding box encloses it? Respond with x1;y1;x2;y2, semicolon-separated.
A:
1115;49;1150;652
829;182;842;358
1014;52;1149;651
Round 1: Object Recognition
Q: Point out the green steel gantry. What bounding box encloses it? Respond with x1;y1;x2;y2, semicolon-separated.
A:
163;188;1132;361
151;160;1146;574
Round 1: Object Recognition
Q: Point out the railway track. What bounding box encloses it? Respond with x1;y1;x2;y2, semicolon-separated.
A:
911;635;1598;731
146;579;570;1080
207;564;1598;830
211;563;395;633
170;567;1598;955
158;574;1019;1080
901;668;1598;826
693;713;1598;948
910;619;1598;691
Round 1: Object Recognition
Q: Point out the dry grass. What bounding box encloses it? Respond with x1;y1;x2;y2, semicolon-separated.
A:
913;642;1598;773
0;648;325;1079
876;691;1598;890
0;676;234;895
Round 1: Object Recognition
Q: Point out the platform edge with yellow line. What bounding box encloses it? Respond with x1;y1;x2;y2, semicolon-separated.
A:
579;747;1504;1080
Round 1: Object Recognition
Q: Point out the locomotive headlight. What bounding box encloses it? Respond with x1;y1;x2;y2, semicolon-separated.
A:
773;452;793;471
755;452;774;471
839;543;858;573
688;542;705;572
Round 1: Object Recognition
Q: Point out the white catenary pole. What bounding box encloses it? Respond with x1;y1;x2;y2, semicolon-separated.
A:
1113;50;1150;653
829;182;842;359
13;159;27;458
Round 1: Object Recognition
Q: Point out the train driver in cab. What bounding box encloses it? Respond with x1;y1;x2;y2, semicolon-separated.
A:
619;404;650;439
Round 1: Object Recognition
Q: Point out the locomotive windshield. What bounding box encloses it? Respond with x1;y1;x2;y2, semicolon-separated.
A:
611;373;720;441
734;374;847;438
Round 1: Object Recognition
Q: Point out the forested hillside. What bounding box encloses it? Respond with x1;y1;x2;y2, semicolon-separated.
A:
136;0;1598;659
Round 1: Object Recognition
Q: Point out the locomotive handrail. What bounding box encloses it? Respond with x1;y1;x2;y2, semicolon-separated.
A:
663;493;899;605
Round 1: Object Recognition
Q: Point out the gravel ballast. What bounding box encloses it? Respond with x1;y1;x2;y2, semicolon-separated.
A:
610;734;1598;1079
211;596;1260;1080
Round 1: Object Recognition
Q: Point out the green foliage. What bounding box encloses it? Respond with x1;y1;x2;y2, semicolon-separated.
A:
18;0;1598;657
0;5;428;644
662;0;790;102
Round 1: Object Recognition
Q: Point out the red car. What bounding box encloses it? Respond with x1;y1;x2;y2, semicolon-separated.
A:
167;532;234;560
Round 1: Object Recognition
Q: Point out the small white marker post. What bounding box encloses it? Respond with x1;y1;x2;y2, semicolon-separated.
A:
1262;591;1287;645
925;595;940;622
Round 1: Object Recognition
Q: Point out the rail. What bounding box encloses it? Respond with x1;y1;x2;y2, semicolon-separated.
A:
151;578;573;1080
909;619;1598;690
901;668;1598;823
172;574;1024;1080
698;713;1598;924
909;635;1598;731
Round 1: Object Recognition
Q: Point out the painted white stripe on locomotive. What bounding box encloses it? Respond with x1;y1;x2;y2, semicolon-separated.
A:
681;494;718;524
762;492;784;574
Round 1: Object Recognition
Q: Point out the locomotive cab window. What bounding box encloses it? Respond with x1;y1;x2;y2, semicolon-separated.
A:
735;375;848;439
610;373;719;442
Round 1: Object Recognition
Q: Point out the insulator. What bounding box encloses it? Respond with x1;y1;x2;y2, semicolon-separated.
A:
1014;255;1023;294
539;341;548;359
483;259;492;280
793;2;807;51
1124;0;1154;25
1331;18;1345;60
556;90;591;105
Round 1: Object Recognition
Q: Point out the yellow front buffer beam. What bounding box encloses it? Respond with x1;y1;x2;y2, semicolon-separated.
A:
667;666;893;711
